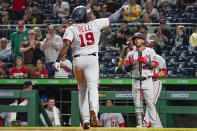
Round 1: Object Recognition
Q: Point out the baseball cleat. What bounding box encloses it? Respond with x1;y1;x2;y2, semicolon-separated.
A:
90;109;99;127
83;122;90;129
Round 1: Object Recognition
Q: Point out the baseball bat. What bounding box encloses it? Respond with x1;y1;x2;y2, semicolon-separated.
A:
138;51;143;101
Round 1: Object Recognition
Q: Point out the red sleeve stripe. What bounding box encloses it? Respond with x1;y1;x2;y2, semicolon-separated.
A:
63;66;71;72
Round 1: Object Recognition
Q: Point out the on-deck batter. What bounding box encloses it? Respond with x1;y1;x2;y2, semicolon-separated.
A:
124;32;158;128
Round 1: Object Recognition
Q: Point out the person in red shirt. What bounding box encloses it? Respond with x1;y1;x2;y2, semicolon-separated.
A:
32;59;48;78
12;0;26;22
10;57;29;78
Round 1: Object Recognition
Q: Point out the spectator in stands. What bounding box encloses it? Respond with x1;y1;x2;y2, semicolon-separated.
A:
71;0;86;13
99;26;115;47
88;10;100;21
11;20;28;59
114;20;133;49
54;54;72;78
180;0;197;11
10;57;29;78
20;30;40;75
0;0;11;18
32;27;45;65
158;12;169;24
40;97;61;126
141;14;152;23
141;0;159;22
12;0;26;22
40;24;63;77
31;3;47;24
0;61;6;78
32;59;48;78
154;19;171;49
33;27;43;41
0;37;11;61
23;8;32;24
150;34;162;55
26;0;35;8
118;35;134;68
99;100;125;127
100;4;111;18
52;0;70;19
122;0;141;22
137;24;151;41
105;0;120;14
189;27;197;47
0;11;11;25
172;26;189;47
157;0;177;10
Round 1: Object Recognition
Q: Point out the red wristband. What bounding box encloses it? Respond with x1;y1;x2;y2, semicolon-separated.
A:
153;73;158;78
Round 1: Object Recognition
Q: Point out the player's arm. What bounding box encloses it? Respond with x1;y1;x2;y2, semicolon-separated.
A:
57;39;71;62
55;40;71;71
108;2;127;23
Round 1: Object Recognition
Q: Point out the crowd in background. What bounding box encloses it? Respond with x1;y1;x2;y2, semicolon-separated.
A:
0;0;197;78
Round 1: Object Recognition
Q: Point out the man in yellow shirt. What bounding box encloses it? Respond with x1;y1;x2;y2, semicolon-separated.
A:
122;0;141;22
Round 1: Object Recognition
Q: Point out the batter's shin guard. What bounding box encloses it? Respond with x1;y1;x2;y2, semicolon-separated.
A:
136;112;143;128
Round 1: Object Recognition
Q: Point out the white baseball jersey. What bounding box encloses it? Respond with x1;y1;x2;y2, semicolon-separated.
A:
128;47;157;78
155;54;166;73
143;55;166;128
99;113;125;127
54;59;72;78
63;18;110;56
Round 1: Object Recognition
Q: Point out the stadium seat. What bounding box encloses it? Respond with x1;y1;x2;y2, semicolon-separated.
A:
172;69;187;78
184;51;196;58
167;62;177;70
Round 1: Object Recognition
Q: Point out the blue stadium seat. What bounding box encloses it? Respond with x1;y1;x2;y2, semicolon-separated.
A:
175;57;188;63
184;51;196;58
167;62;177;70
172;69;187;78
175;45;188;52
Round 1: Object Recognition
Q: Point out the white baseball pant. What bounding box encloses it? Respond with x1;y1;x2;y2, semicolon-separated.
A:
73;55;99;123
143;79;163;128
132;77;158;127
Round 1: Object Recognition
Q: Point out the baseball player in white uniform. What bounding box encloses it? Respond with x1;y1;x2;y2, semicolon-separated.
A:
54;5;124;129
143;40;167;128
124;32;158;128
99;100;125;127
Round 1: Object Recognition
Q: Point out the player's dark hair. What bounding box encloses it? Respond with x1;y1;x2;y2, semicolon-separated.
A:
47;97;55;102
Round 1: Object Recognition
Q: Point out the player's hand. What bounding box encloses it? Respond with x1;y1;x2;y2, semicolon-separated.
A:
138;56;147;64
122;2;128;8
54;62;61;72
158;70;165;78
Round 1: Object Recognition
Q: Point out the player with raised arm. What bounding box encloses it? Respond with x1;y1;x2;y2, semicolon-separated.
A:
55;4;125;129
143;40;167;128
124;32;159;128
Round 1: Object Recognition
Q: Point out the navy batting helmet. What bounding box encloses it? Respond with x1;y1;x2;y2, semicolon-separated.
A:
72;6;87;21
132;32;145;41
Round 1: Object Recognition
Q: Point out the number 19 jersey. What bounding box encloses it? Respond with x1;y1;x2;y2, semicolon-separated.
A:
63;18;110;56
